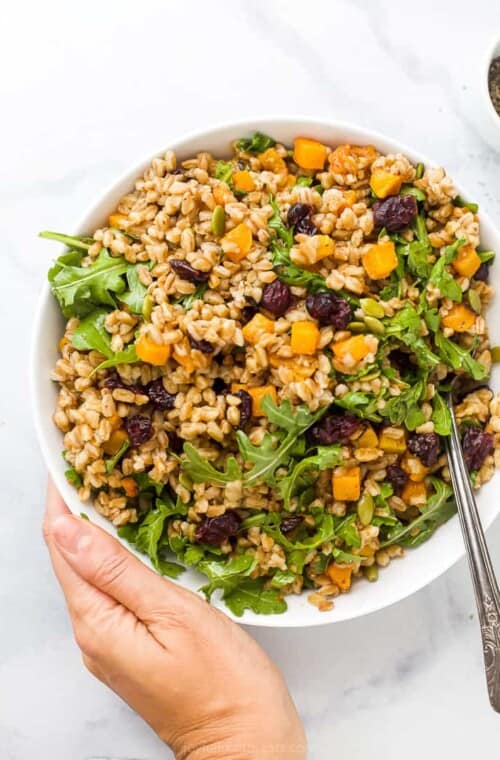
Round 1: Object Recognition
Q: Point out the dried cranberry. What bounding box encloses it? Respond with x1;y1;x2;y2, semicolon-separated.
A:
287;203;312;227
104;370;142;394
170;259;209;284
309;412;360;445
241;301;258;324
188;334;213;353
280;515;303;535
462;427;494;471
124;415;154;446
305;292;351;329
260;279;293;317
195;511;241;546
234;389;252;428
373;194;418;231
386;464;409;494
213;377;229;394
167;429;183;454
408;432;441;466
295;216;317;236
145;378;176;410
474;263;490;282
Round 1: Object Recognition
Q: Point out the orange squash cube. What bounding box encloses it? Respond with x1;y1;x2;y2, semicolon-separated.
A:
248;385;278;416
213;184;233;205
441;304;476;332
378;428;407;454
121;477;139;497
293;137;327;170
370;170;403;198
362;240;398;280
327;563;353;592
355;425;379;448
332;335;371;362
222;222;253;263
108;212;129;229
401;480;427;506
259;147;287;174
103;428;129;456
401;452;429;482
332;466;361;501
452;244;481;279
290;321;320;355
242;313;275;344
136;334;171;366
233;170;256;193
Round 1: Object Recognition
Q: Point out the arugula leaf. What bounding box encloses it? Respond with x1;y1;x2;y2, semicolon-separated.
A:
380;478;455;548
237;397;327;487
478;250;495;264
381;378;427;429
385;304;440;368
178;283;208;310
215;160;233;185
428;238;464;302
296;176;313;187
268;199;294;249
397;214;432;279
181;443;243;487
270;569;297;588
334;390;383;422
278;445;343;509
431;392;452;436
332;547;365;563
70;309;138;370
183;544;206;566
224;579;287;617
199;554;257;598
454;196;478;214
48;247;131;317
105;439;130;474
136;500;185;576
434;331;488;381
120;267;147;314
133;471;166;497
40;230;93;250
335;514;361;548
236;131;276;154
65;467;82;488
270;240;329;291
263;513;335;552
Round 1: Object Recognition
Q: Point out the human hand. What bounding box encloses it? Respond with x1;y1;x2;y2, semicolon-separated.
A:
43;480;307;760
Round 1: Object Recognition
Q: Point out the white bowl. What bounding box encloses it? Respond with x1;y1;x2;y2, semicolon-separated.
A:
476;31;500;150
31;117;500;627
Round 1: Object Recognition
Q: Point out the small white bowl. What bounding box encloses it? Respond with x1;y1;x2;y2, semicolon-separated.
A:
31;117;500;627
478;32;500;150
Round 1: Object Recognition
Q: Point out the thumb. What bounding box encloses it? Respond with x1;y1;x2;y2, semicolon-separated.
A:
50;513;203;624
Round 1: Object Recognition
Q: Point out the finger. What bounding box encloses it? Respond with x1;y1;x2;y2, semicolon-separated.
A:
49;511;204;627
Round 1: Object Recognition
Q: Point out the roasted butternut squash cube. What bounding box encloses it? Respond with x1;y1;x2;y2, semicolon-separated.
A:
136;334;171;366
378;427;407;454
108;213;129;229
452;244;481;279
355;425;379;448
401;480;427;506
370;170;403;198
401;452;429;482
332;466;361;501
259;147;287;174
327;563;353;592
441;304;476;332
103;428;129;456
222;222;253;263
248;385;278;416
362;240;398;280
291;321;320;355
293;137;327;170
242;313;275;344
332;335;371;362
233;170;256;193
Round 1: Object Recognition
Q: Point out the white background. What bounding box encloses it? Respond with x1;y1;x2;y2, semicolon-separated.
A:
1;0;500;757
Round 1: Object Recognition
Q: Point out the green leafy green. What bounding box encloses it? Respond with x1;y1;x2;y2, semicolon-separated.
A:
224;579;287;617
105;439;130;475
120;267;147;314
278;445;343;509
215;160;233;185
478;250;495;264
65;467;82;488
434;331;488;381
431;392;452;436
181;443;243;487
296;176;313;187
178;283;208;310
183;544;206;566
48;247;131;317
335;514;361;548
70;309;138;369
199;555;257;598
236;131;276;154
263;513;335;552
385;304;440;368
397;214;432;279
380;478;455;548
334;390;383;422
268;199;294;249
121;499;185;578
132;471;166;497
270;569;297;588
381;378;427;429
332;547;364;563
454;196;478;214
40;230;93;250
428;238;464;302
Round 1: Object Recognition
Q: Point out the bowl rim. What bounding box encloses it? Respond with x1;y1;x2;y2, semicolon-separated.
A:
31;115;500;627
482;31;500;132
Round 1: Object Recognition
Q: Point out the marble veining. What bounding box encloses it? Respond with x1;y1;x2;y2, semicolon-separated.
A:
1;0;500;757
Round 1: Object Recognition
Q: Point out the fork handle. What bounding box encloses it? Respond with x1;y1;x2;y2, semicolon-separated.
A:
446;395;500;711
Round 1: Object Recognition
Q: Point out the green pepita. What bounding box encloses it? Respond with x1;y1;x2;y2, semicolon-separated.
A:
363;315;385;335
357;492;374;526
347;321;367;334
491;346;500;363
179;472;193;490
468;288;482;314
363;564;379;582
142;294;153;321
360;297;385;319
211;205;226;237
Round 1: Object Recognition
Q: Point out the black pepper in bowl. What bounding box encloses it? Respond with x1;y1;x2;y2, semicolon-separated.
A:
488;57;500;117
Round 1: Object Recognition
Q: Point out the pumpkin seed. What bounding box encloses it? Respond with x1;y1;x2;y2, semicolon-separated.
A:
211;205;226;237
363;315;385;335
347;321;367;334
491;346;500;363
360;297;385;319
179;472;193;490
357;492;374;526
361;369;381;381
468;288;482;314
142;294;153;321
363;565;379;582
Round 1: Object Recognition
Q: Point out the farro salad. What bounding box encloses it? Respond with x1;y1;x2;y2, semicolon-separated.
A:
41;131;500;616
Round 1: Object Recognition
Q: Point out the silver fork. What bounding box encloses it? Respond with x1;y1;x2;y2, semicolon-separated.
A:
445;391;500;711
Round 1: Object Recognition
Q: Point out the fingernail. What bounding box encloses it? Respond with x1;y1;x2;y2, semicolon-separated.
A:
52;515;93;554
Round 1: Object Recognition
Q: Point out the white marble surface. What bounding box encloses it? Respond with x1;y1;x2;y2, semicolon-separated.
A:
2;0;500;757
